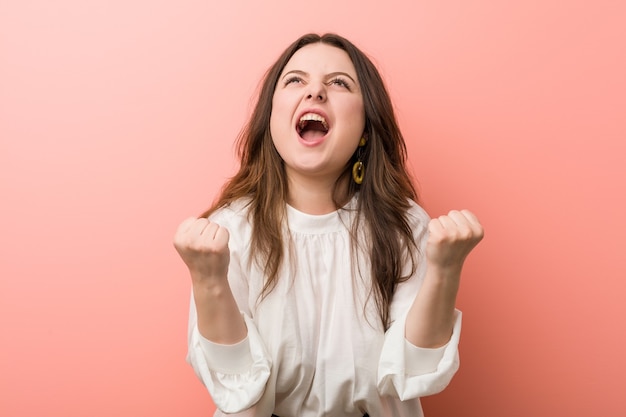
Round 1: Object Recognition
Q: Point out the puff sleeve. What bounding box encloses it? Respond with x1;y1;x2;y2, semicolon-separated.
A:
377;202;463;399
185;204;272;413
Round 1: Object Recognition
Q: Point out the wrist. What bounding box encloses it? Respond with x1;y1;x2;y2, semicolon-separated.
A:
426;261;463;280
191;275;231;298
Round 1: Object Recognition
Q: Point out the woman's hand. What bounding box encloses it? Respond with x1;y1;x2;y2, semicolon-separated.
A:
173;217;231;284
174;217;246;343
426;210;484;273
406;210;484;347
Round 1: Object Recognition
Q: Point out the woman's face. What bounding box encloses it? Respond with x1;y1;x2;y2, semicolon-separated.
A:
270;43;365;186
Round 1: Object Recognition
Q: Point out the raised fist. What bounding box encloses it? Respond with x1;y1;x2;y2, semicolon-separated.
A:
426;209;484;271
173;217;231;283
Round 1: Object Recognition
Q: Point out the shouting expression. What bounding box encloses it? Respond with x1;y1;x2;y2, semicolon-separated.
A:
270;43;366;185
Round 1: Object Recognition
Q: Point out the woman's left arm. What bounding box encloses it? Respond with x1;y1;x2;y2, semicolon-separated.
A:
405;209;484;348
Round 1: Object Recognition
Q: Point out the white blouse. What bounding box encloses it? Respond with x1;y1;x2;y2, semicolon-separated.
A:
187;197;462;417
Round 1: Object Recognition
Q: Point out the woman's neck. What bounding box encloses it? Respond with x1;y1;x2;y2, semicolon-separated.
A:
286;173;350;215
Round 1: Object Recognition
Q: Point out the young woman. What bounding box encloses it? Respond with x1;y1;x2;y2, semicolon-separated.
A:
174;33;484;417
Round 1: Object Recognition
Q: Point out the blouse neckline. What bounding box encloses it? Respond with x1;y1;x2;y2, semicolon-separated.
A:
285;196;357;235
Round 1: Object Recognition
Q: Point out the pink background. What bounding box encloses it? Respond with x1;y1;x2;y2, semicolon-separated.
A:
1;1;625;416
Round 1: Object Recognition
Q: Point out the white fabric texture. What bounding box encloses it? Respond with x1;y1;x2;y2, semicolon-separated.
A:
186;197;462;417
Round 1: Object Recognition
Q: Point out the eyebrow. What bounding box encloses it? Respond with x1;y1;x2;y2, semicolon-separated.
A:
282;70;358;85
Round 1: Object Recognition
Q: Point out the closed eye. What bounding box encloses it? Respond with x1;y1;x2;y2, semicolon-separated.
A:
329;77;351;89
284;75;304;86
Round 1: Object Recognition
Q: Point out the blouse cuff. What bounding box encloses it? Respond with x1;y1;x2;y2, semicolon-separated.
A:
187;313;272;413
404;339;448;375
198;334;254;374
377;309;462;400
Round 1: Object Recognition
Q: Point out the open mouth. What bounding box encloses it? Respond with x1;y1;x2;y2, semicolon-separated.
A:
297;112;329;141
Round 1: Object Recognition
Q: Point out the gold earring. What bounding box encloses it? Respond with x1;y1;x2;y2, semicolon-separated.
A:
352;137;366;184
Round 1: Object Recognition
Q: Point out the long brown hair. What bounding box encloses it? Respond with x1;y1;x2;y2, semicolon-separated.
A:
201;33;420;329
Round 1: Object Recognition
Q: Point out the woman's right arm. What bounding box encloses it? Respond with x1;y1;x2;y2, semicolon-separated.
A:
175;216;272;413
174;217;247;344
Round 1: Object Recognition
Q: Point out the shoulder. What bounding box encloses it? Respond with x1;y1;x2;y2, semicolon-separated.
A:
405;199;430;224
405;199;431;240
208;198;254;234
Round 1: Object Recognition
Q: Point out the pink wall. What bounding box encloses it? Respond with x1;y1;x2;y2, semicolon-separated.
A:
1;1;624;416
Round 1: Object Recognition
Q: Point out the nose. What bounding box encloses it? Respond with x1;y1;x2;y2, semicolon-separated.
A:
305;82;326;102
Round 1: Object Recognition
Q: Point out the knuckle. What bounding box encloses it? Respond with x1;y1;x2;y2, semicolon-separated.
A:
458;228;472;240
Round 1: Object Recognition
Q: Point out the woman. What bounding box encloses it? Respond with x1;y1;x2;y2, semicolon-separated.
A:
174;33;483;417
